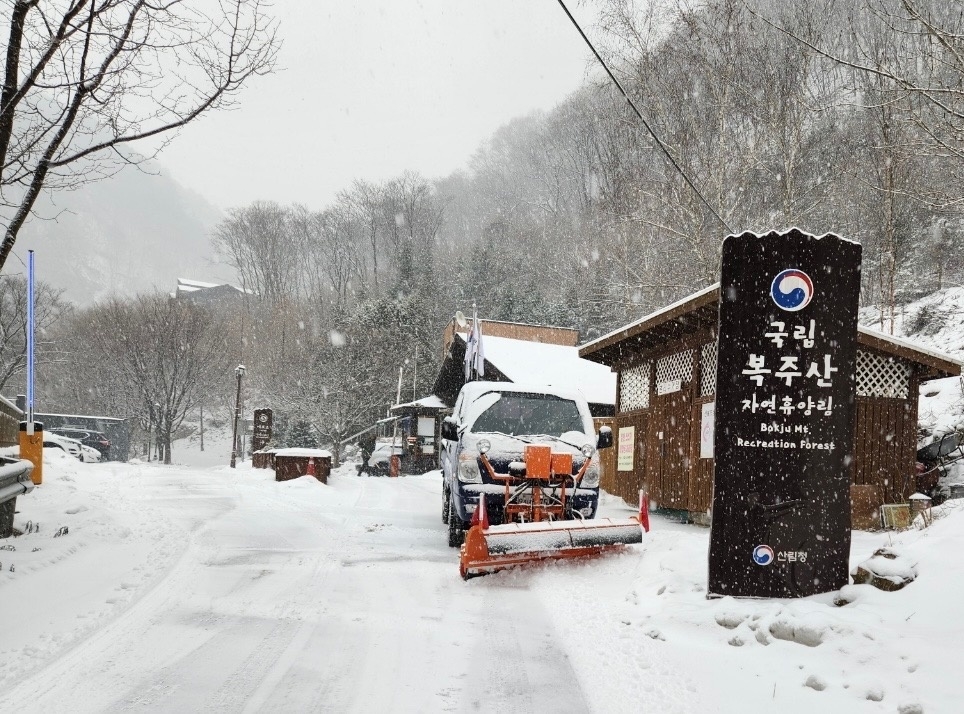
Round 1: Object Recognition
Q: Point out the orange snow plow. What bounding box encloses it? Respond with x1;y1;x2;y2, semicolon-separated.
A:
460;444;649;579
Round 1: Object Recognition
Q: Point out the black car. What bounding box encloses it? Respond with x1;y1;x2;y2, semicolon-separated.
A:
49;427;111;459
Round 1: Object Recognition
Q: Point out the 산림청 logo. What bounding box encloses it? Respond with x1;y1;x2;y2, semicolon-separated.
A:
770;269;813;312
752;544;775;566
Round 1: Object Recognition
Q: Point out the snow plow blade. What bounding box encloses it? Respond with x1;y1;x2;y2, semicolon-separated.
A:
459;517;644;579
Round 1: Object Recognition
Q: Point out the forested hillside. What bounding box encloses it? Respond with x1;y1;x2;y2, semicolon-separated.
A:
27;0;964;456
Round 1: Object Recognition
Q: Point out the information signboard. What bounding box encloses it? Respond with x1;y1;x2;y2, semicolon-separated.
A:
252;408;273;452
708;229;861;598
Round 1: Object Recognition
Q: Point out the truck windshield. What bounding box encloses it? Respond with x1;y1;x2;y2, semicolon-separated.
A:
470;393;584;437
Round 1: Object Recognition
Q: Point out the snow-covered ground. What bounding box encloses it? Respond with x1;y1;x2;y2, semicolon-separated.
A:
1;289;961;712
1;450;960;713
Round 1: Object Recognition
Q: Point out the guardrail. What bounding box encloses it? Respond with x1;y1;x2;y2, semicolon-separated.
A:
0;396;23;448
0;457;35;538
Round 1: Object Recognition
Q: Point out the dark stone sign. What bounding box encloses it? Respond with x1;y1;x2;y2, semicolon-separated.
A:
252;408;273;452
708;229;861;598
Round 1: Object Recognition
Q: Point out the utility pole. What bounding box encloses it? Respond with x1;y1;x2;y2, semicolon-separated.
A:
230;365;246;468
412;346;418;400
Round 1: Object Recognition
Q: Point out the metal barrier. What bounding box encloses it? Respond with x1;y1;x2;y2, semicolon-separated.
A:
0;457;35;538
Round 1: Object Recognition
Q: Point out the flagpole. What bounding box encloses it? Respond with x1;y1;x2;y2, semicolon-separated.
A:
27;251;35;435
471;302;477;381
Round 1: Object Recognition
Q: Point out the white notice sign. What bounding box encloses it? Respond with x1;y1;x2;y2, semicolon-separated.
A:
617;426;635;471
700;402;715;459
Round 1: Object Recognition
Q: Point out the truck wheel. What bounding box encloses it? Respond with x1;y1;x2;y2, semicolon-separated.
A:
447;509;466;548
442;488;450;524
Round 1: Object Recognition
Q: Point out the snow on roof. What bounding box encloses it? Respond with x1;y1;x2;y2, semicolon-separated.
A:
177;278;221;291
457;379;597;406
857;325;963;370
34;412;125;422
581;282;960;374
273;448;332;458
391;395;448;411
580;282;719;354
176;278;252;295
461;332;616;406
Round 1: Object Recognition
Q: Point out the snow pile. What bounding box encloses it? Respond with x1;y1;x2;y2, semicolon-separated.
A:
527;498;964;712
1;455;962;712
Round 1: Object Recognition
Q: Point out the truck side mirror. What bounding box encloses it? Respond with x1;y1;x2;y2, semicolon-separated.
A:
596;426;613;450
441;417;458;441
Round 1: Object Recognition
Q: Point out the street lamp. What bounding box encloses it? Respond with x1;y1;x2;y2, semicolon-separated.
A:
146;404;153;462
154;402;161;461
230;364;246;468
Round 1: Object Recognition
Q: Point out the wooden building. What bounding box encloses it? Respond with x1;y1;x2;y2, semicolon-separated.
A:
578;285;961;524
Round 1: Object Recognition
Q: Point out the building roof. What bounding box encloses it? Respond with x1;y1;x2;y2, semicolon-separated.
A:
579;284;961;380
391;395;448;411
176;278;222;291
175;278;252;297
432;332;617;408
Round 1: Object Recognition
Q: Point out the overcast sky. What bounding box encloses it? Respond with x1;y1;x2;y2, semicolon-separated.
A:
153;1;597;213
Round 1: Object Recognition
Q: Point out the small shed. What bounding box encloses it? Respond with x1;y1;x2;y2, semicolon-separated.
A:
390;395;447;473
252;449;277;469
578;284;961;524
273;448;332;484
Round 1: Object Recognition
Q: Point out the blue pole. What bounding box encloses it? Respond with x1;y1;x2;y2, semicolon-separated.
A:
27;250;34;432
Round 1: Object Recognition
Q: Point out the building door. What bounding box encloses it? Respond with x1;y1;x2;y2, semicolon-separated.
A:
646;350;694;510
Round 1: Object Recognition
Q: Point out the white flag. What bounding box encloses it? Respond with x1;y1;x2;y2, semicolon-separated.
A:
472;317;484;379
463;326;476;380
463;309;484;381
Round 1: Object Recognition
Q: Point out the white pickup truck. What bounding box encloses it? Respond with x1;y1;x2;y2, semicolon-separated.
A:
440;381;611;548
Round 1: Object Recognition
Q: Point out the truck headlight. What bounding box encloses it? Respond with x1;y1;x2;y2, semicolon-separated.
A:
581;462;600;488
458;455;482;483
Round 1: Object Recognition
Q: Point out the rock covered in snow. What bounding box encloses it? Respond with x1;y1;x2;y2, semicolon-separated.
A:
851;547;919;591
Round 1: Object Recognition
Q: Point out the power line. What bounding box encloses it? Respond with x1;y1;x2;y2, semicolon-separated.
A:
555;0;733;233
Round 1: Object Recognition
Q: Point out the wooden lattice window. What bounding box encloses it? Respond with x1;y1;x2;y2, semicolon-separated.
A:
856;350;912;399
619;361;650;412
700;342;717;397
656;350;694;395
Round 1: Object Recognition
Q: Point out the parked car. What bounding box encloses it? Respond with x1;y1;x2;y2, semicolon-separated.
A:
78;444;101;463
366;442;404;475
48;427;110;459
440;381;610;547
43;433;84;460
915;431;964;499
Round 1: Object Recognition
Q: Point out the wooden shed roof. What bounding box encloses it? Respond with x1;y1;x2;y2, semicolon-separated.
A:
579;284;961;380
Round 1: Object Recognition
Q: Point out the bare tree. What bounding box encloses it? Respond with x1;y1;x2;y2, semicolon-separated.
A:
81;295;230;463
0;0;279;269
213;201;309;305
343;180;385;288
0;273;67;391
298;335;396;467
753;0;964;209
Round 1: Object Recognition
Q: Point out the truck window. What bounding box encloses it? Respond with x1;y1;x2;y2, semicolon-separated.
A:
470;393;583;437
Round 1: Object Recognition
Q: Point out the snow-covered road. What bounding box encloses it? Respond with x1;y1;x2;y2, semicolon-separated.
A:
2;453;961;713
0;459;602;713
